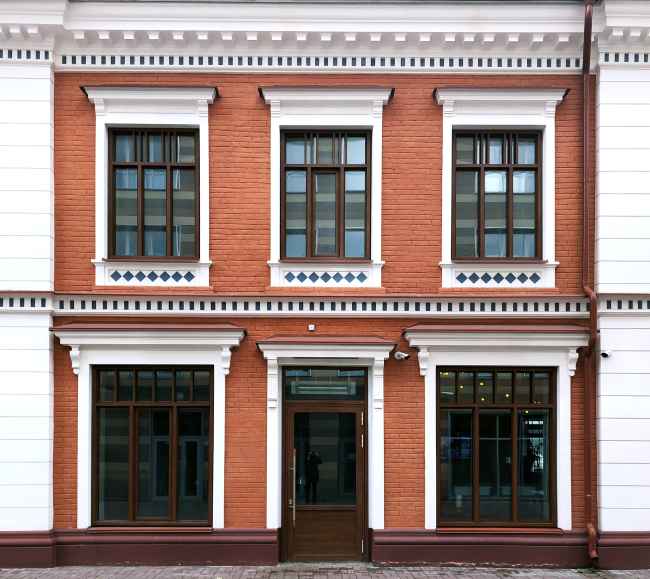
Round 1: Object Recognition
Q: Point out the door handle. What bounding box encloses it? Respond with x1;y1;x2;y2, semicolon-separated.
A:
291;449;296;527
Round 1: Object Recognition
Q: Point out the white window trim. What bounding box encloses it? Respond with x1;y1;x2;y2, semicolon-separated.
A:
257;340;395;531
84;87;217;287
404;326;588;531
52;326;245;529
434;88;567;289
260;87;393;288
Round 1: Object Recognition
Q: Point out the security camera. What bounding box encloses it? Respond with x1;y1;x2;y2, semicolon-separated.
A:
600;350;612;359
394;352;411;361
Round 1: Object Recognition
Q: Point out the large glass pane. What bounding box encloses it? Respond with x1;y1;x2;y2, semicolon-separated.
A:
136;370;153;402
518;137;536;164
455;170;478;257
175;370;191;402
314;173;336;255
178;409;209;521
318;135;333;164
99;370;115;402
193;370;210;402
177;135;195;163
137;410;169;518
513;170;536;258
144;169;167;256
344;171;366;258
439;371;456;403
479;409;512;521
516;372;532;403
347;136;366;164
456;136;474;165
155;370;172;402
285;368;365;401
117;370;133;402
518;410;551;522
115;134;133;162
489;136;503;164
114;168;137;256
286;135;305;164
440;409;473;521
534;372;551;404
97;408;129;521
285;170;307;257
172;169;196;257
496;372;513;403
459;371;474;403
478;372;494;403
294;412;356;505
147;134;162;163
485;170;507;258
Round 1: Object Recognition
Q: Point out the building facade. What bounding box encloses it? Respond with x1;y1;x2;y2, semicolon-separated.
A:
0;0;648;569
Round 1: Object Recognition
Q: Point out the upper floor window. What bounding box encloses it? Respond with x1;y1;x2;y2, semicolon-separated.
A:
109;129;199;259
453;132;541;260
282;131;371;260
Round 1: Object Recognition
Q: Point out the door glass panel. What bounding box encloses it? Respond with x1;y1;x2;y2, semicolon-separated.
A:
155;370;172;401
440;409;473;521
178;409;209;521
97;408;129;521
285;368;365;401
137;410;170;518
175;370;191;401
314;173;336;255
496;372;513;403
458;371;474;403
193;370;210;402
294;412;356;506
136;370;153;401
534;372;551;403
455;170;478;257
344;171;366;258
285;170;307;257
439;371;456;403
478;372;494;403
144;169;167;256
172;169;196;257
99;370;115;402
318;135;333;164
479;409;512;522
117;370;133;401
114;168;137;256
485;170;507;257
516;372;532;403
518;409;551;522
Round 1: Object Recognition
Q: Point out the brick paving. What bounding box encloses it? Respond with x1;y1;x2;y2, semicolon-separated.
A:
1;564;649;579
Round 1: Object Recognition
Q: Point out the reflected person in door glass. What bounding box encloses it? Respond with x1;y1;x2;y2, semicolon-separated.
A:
305;448;322;505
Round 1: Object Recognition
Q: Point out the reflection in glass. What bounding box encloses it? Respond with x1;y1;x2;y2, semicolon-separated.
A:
117;370;133;401
285;368;365;401
286;135;305;164
496;372;513;403
439;371;456;403
485;170;507;258
156;370;173;401
194;371;210;402
172;169;196;257
138;410;169;518
347;136;366;164
518;137;536;164
178;409;209;521
136;370;153;401
98;408;129;521
285;170;307;257
294;412;356;506
456;136;474;164
518;410;550;522
318;135;333;164
175;370;191;401
489;136;503;164
459;371;474;403
314;173;336;255
516;372;532;403
513;170;536;258
148;134;162;163
177;135;195;163
440;409;473;521
99;370;115;402
115;134;133;162
455;171;478;257
479;410;512;521
144;169;167;256
534;372;551;403
344;171;366;258
115;168;137;256
478;372;494;403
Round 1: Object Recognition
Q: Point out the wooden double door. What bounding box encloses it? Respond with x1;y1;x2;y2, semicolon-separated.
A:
283;403;366;561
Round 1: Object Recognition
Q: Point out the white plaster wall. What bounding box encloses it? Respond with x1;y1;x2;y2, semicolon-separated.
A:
596;67;650;294
0;63;54;292
598;314;650;531
0;312;53;531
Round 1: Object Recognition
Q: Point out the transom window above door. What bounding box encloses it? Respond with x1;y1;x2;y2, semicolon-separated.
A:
282;132;371;260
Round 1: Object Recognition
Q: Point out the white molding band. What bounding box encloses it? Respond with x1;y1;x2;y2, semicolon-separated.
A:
84;86;217;287
404;325;588;531
260;87;393;288
257;339;395;532
434;87;567;289
51;324;245;530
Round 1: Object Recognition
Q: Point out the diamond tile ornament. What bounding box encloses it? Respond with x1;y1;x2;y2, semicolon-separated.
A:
172;272;183;282
469;273;480;284
147;272;158;282
135;271;146;282
345;273;355;283
309;273;319;283
184;272;195;282
493;273;504;283
517;273;529;283
530;273;541;284
110;271;122;281
285;272;296;282
160;272;171;282
333;273;343;283
123;271;134;282
481;273;492;283
456;273;468;284
506;273;516;284
321;273;331;282
357;273;367;282
297;272;308;283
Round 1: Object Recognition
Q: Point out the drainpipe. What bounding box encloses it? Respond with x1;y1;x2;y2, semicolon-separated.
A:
581;0;598;563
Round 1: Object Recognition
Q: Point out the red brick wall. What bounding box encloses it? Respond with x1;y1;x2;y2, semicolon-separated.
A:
53;72;592;295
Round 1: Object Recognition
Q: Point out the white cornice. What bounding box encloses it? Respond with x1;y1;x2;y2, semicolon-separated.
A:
261;87;393;106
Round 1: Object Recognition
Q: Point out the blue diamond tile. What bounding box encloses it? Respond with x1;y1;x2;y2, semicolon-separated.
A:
530;273;541;284
333;273;343;283
184;272;195;282
172;272;183;282
147;272;158;282
285;272;296;282
456;273;468;284
344;273;355;283
110;271;122;281
506;273;516;284
517;273;529;283
493;273;504;284
123;271;134;282
135;271;146;282
357;273;367;283
481;273;492;283
297;272;308;283
308;273;319;283
321;272;331;282
160;272;171;282
469;273;480;284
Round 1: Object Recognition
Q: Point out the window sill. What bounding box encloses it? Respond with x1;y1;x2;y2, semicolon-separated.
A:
87;526;212;533
440;261;559;289
92;259;212;287
269;260;384;288
437;527;562;534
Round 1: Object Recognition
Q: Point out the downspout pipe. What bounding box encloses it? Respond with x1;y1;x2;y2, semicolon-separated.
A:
581;0;598;563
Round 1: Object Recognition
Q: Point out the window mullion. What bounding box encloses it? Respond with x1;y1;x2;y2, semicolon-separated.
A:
512;404;519;523
129;405;136;522
479;152;485;258
507;152;514;258
472;397;479;523
307;165;313;258
137;154;144;257
167;133;173;257
170;407;178;522
338;164;344;258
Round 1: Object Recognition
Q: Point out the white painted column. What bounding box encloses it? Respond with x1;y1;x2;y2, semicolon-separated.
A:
266;358;282;529
368;358;385;530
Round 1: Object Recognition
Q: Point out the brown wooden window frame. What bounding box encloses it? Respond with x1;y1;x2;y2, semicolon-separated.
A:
452;131;543;261
91;366;213;527
280;131;372;261
437;366;556;528
108;128;200;260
